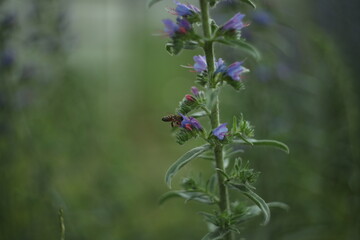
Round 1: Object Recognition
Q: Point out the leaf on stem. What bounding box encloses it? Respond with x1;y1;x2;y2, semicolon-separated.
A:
233;139;290;154
215;38;261;61
165;144;212;188
227;182;270;225
159;190;217;205
238;0;256;9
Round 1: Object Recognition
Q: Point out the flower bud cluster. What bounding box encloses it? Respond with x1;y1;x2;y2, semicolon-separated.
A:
176;86;206;114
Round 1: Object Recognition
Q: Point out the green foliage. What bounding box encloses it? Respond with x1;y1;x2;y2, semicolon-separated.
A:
159;177;219;204
237;0;256;9
165;144;211;188
215;38;261;61
233;139;290;153
227;181;270;225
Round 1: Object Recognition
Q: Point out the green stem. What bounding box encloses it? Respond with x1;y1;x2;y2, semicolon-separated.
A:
199;1;232;239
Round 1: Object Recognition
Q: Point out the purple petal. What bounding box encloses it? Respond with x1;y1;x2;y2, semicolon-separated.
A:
213;123;228;140
222;13;246;31
162;19;178;37
227;62;245;81
191;86;199;96
193;55;207;72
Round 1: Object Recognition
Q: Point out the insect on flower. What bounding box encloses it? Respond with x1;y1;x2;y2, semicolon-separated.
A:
162;114;183;127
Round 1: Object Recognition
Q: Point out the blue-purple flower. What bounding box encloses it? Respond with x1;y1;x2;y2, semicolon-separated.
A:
162;18;191;37
193;55;207;72
180;113;202;131
222;13;246;31
173;1;200;17
226;62;247;81
191;86;199;96
192;55;226;73
213;123;228;140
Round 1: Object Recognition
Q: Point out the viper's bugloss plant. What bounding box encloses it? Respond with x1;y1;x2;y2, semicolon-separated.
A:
151;0;290;239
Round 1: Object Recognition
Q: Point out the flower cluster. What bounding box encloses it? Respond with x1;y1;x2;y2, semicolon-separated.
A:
162;1;201;55
162;18;191;38
191;55;248;81
168;1;200;20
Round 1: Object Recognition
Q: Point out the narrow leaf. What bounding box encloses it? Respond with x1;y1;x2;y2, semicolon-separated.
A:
215;168;230;180
228;182;270;225
148;0;163;8
159;190;216;205
191;111;207;118
226;149;244;159
232;116;237;133
233;139;290;154
238;0;256;8
215;38;261;61
165;144;211;188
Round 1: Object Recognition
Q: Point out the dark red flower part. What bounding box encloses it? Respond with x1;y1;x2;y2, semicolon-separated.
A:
185;94;195;102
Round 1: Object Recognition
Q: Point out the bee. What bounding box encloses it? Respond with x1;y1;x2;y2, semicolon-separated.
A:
162;114;183;127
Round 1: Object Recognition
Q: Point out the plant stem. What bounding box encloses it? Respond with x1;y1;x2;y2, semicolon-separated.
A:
199;1;232;239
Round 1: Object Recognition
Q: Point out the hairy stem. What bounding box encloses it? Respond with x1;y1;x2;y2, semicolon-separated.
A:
199;0;232;239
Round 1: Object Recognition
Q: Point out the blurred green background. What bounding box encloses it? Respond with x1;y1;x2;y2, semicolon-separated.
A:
0;0;359;239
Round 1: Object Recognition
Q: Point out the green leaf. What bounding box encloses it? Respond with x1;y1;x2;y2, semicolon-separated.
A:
202;229;230;240
228;182;270;225
238;0;256;8
159;190;216;205
191;111;207;118
148;0;163;8
215;38;261;61
165;144;212;188
215;168;230;180
232;116;237;133
225;149;244;159
233;139;290;154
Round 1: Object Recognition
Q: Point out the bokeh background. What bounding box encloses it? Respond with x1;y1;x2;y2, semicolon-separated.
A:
0;0;359;239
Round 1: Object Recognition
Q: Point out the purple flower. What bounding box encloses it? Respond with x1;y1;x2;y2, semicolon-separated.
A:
177;18;191;33
215;58;227;73
174;1;200;16
162;18;191;37
213;123;228;140
162;19;179;37
180;113;202;130
222;13;246;31
226;62;246;81
191;86;199;96
193;55;207;72
192;56;226;73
